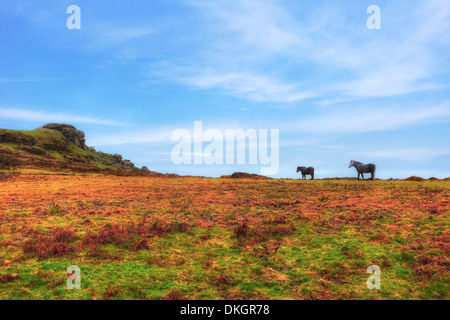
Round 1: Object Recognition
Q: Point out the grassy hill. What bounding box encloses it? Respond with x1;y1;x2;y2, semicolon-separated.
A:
0;125;146;175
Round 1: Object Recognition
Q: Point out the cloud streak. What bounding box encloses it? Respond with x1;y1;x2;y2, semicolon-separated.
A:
288;103;450;134
352;148;450;162
89;128;173;146
0;107;126;126
177;71;314;103
144;0;312;103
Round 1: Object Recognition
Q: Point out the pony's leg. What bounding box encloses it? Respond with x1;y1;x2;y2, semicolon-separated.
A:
361;173;364;180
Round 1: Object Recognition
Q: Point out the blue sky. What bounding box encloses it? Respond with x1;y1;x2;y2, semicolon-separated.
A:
1;0;449;178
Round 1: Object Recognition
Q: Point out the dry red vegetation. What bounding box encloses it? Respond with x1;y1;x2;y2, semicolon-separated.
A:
163;289;188;300
0;174;448;299
0;273;20;283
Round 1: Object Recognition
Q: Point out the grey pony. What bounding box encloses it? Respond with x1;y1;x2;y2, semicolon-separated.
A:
348;160;376;180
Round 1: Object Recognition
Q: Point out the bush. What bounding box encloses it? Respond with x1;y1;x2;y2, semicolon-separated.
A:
163;290;188;300
0;274;20;283
22;228;78;260
405;176;424;181
235;220;249;238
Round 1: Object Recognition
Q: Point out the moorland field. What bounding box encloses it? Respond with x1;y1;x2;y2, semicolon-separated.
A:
0;173;448;300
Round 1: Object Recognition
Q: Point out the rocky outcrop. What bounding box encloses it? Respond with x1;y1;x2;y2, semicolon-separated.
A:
94;151;142;171
40;123;88;151
33;123;149;172
112;154;123;162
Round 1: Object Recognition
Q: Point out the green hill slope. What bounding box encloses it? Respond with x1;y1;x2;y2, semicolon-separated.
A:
0;124;149;174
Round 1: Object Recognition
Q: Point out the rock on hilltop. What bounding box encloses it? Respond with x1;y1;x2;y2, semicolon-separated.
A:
40;123;89;151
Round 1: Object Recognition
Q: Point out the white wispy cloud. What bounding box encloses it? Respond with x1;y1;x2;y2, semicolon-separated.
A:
352;148;450;162
0;107;126;126
315;0;450;99
89;128;173;146
177;71;314;103
188;0;302;53
143;0;312;103
287;103;450;133
94;25;155;46
11;0;448;103
315;98;358;107
178;0;450;101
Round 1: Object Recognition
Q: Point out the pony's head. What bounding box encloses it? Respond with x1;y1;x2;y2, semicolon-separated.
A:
296;166;305;172
348;160;355;168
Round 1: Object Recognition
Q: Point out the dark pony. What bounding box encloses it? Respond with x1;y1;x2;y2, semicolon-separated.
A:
297;166;314;180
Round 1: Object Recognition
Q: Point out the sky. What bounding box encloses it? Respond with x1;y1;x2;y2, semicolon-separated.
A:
0;0;449;179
